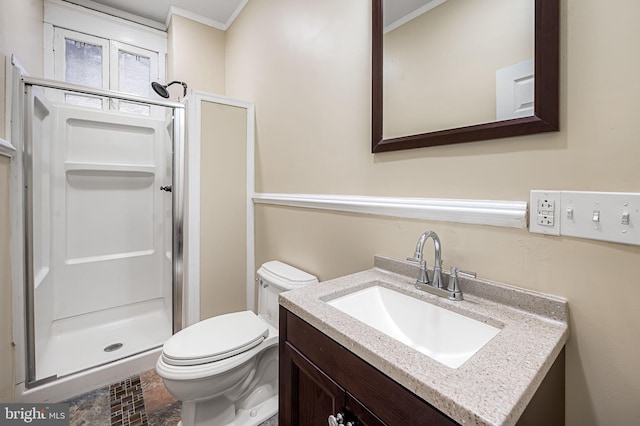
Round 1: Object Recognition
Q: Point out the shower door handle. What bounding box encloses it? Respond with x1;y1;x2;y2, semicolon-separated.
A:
160;185;172;192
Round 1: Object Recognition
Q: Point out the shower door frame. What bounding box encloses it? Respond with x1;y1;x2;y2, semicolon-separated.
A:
20;76;185;389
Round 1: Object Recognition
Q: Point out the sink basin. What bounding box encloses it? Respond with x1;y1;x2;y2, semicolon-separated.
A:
327;285;500;368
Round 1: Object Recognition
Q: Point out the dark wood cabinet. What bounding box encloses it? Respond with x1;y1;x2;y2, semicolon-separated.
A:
279;307;457;425
282;342;383;426
282;342;344;425
279;306;565;426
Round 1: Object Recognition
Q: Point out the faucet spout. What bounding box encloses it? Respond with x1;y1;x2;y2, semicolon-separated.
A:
409;232;429;263
410;231;443;289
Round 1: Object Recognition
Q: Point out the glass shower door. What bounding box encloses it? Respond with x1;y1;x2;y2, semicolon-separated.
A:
24;83;180;386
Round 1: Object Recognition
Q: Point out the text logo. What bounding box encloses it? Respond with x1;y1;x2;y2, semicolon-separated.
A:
1;404;69;425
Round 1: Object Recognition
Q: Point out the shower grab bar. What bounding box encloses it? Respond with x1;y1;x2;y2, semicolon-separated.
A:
22;76;186;109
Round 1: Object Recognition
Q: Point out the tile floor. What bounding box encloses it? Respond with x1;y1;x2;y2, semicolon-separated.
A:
65;369;277;426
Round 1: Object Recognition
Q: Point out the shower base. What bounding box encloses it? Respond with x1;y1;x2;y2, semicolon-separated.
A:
35;298;172;382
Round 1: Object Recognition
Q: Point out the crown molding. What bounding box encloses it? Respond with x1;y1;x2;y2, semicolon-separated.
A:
167;1;248;32
167;6;226;31
384;0;448;34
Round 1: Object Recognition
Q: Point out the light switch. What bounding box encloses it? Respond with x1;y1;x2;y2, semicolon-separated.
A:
622;212;630;225
560;191;640;246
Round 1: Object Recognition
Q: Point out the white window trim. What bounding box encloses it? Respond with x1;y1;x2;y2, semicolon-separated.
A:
44;0;167;81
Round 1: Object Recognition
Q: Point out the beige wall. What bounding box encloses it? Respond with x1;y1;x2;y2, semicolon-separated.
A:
199;101;248;319
167;14;225;95
0;0;44;78
0;0;43;403
226;0;640;425
384;0;533;137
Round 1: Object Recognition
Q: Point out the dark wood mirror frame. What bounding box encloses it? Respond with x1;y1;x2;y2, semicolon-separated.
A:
372;0;559;153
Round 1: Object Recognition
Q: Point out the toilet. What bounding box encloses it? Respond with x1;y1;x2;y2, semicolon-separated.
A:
156;261;318;426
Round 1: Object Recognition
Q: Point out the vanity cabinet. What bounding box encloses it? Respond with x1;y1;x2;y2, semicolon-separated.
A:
279;307;457;425
282;343;383;426
279;306;565;426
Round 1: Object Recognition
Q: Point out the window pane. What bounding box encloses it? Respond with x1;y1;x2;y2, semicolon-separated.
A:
119;101;150;116
119;51;150;97
65;39;102;88
65;94;103;109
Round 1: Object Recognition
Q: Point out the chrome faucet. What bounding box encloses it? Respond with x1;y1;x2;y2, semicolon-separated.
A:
407;231;474;301
407;230;443;289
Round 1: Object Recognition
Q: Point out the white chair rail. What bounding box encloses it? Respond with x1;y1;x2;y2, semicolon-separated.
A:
252;193;528;229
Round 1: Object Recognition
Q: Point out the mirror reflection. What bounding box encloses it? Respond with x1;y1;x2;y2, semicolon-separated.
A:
383;0;534;139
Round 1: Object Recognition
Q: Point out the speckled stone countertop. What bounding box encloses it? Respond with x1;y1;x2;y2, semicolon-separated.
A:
279;256;569;426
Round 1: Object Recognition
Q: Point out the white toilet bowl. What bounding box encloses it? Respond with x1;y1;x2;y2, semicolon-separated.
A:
156;261;317;426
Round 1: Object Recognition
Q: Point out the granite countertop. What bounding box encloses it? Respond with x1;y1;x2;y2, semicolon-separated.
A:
279;256;569;426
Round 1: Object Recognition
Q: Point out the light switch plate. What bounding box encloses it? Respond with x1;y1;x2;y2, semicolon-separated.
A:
560;191;640;246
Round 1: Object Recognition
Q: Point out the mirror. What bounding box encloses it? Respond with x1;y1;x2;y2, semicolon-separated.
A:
372;0;559;153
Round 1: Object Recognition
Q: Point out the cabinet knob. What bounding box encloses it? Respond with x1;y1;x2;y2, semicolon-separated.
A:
328;413;357;426
328;413;345;426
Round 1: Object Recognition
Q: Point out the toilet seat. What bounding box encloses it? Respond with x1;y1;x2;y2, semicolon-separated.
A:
162;310;269;366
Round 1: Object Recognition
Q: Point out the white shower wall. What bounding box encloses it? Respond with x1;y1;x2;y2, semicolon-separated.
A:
31;92;173;380
53;106;168;318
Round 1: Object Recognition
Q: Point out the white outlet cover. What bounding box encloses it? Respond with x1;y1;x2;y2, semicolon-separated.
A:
529;190;561;235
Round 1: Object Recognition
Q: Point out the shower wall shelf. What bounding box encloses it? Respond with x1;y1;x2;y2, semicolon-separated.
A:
64;162;156;174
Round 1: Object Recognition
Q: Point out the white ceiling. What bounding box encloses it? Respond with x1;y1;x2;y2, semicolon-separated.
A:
64;0;247;29
64;0;439;32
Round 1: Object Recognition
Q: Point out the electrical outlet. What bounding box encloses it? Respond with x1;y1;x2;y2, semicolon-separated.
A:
529;190;561;235
536;199;555;226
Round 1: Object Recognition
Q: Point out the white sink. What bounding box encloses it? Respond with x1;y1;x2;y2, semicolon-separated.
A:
327;285;500;368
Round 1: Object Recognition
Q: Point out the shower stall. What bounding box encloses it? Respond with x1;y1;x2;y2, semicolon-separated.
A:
16;75;184;398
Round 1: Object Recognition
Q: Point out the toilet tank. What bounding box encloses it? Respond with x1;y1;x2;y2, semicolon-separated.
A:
256;261;318;329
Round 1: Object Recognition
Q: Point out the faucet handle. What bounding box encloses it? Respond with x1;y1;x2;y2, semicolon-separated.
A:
451;266;478;278
447;266;476;301
407;257;430;286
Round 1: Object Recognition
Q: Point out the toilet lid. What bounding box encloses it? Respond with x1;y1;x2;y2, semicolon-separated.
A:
162;311;269;366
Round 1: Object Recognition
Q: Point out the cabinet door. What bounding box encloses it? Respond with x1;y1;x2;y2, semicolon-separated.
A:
281;342;346;426
346;393;385;426
284;310;458;426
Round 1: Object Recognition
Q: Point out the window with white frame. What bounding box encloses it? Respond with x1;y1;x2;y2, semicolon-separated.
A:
44;0;167;114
